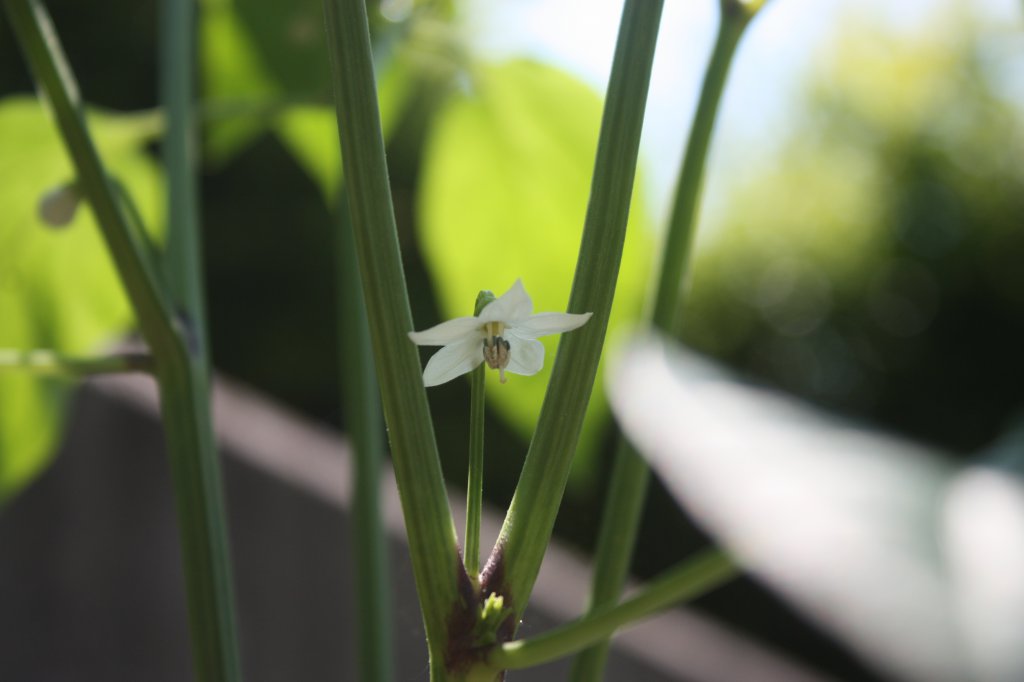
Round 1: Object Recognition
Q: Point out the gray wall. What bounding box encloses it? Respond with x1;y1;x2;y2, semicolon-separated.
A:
0;386;682;681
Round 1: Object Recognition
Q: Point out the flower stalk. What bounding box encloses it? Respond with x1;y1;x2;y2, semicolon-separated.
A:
464;290;494;581
465;363;485;580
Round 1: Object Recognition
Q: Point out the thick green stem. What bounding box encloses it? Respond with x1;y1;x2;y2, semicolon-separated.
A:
5;2;241;679
322;0;465;668
482;0;664;622
465;364;485;580
335;193;393;682
157;359;241;682
570;5;760;679
0;348;153;376
487;550;736;672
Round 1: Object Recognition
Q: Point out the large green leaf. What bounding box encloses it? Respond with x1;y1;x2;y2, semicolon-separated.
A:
0;96;163;501
417;59;653;478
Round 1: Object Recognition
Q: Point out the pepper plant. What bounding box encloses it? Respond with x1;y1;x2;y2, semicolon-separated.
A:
0;0;767;679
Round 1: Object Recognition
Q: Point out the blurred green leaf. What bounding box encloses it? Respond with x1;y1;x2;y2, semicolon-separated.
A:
200;0;328;164
274;61;410;201
200;0;280;162
417;59;653;478
0;96;164;501
274;105;341;200
201;0;410;193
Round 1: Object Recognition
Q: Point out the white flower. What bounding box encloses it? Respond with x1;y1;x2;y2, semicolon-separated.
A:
408;279;592;387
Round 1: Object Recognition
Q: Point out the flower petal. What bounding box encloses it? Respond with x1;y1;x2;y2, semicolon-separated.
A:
408;316;482;346
506;336;545;376
479;279;533;324
512;311;592;339
421;337;483;387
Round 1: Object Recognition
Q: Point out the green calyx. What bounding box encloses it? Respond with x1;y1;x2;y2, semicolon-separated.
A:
474;289;496;316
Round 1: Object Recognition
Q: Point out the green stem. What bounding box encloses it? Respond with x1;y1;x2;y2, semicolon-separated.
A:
4;0;176;347
322;0;465;668
160;0;207;342
0;348;153;376
160;4;242;681
570;6;761;679
483;0;664;621
157;358;241;682
487;550;736;672
465;364;485;580
335;192;393;682
567;439;649;681
464;290;493;582
5;2;241;679
110;177;163;279
655;0;756;336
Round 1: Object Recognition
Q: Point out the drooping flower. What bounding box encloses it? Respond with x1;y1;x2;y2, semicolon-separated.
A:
408;279;592;387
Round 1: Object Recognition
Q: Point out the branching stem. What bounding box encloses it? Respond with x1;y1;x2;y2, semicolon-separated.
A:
0;349;153;377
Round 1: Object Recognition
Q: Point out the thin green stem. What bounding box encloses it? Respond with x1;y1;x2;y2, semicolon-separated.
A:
487;550;736;672
335;192;393;682
0;348;153;376
160;3;242;680
464;290;494;582
655;1;755;336
4;0;177;349
5;2;241;679
322;0;465;669
465;364;485;580
570;6;761;679
110;177;163;278
160;0;207;344
572;5;759;676
568;439;648;681
483;0;664;622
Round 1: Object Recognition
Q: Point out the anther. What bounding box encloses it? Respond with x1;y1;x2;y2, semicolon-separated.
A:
483;335;511;383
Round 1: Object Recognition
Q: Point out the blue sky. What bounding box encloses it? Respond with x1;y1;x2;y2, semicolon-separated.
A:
467;0;1022;226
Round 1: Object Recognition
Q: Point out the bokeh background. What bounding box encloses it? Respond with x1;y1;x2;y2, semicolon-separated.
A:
1;0;1022;679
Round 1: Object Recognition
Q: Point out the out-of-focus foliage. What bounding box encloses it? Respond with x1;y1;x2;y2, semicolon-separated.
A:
200;0;328;162
200;0;411;194
682;13;1024;451
0;97;163;501
271;61;412;202
418;58;653;467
